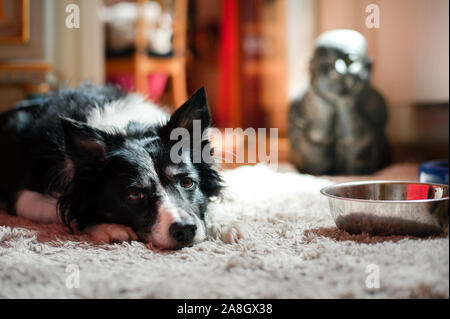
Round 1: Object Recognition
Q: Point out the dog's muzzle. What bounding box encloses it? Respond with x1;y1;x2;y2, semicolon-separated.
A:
169;221;197;245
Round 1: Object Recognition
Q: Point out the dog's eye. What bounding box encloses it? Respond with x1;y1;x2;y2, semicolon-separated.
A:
180;177;194;189
127;189;146;201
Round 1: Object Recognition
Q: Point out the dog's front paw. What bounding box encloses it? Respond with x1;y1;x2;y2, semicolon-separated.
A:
205;202;248;244
86;223;138;244
209;221;247;244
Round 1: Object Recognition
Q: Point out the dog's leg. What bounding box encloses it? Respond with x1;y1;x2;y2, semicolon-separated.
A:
205;201;247;244
15;190;60;223
86;224;138;244
15;190;137;244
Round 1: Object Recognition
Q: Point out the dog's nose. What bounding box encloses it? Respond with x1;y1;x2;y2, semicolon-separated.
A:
169;222;197;244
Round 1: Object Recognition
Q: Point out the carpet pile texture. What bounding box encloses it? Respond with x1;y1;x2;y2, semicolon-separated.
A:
0;164;448;298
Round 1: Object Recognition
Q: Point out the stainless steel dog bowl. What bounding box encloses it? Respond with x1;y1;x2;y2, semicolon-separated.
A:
320;181;449;236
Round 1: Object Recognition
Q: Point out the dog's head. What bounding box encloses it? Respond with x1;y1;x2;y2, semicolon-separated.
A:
58;88;222;249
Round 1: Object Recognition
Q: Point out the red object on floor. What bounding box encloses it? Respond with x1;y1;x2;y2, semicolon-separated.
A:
106;73;168;103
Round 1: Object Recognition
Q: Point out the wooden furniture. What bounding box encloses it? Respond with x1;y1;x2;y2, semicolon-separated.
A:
260;0;288;136
0;62;51;97
215;0;288;133
241;0;288;134
0;0;30;43
105;0;188;109
0;62;51;74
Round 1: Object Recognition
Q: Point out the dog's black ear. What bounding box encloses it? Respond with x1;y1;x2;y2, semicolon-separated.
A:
61;118;107;164
167;87;211;133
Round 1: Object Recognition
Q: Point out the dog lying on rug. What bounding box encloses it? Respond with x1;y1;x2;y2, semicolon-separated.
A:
0;163;448;298
0;84;239;250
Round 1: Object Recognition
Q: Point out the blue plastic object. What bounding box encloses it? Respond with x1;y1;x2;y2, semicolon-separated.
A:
419;160;449;185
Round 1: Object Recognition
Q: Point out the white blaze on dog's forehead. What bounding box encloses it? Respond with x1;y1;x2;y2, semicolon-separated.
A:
148;201;175;249
148;188;185;249
148;187;206;249
157;187;186;222
163;152;205;244
86;94;169;133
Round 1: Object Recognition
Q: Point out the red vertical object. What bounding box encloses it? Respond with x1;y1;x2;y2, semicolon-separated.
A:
216;0;239;127
406;184;429;200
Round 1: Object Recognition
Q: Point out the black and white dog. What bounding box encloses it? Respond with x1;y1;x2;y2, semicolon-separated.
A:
0;84;223;249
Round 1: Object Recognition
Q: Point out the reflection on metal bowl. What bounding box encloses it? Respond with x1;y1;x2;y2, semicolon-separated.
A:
320;181;449;236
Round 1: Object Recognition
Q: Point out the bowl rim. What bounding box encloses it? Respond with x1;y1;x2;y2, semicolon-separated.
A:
320;180;449;203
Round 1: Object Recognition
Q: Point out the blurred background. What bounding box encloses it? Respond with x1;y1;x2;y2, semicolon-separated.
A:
0;0;448;170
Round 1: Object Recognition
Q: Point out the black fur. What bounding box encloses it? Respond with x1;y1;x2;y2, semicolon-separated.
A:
0;84;222;246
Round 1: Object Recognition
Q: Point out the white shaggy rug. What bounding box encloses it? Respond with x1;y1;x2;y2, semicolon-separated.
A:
0;164;448;298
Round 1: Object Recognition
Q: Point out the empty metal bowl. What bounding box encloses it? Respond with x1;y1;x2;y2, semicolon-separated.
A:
320;181;449;236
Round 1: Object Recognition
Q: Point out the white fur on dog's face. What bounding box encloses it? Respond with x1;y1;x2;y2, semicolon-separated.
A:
91;138;209;250
145;186;206;250
142;152;206;249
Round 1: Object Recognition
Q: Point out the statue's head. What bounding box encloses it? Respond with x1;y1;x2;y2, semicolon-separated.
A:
310;29;372;100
